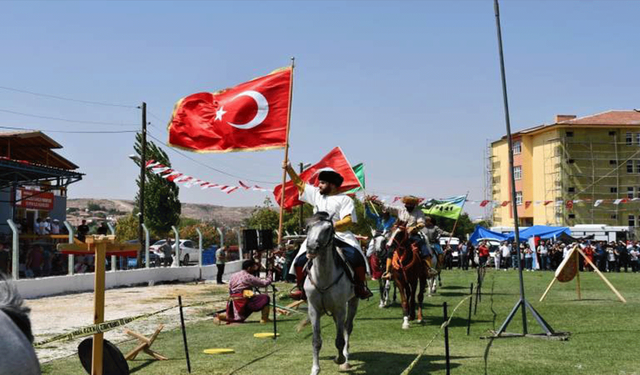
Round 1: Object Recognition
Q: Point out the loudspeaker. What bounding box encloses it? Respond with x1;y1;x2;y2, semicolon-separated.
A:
242;229;258;251
259;229;274;250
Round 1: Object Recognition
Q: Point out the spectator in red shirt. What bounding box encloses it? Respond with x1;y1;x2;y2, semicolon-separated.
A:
478;241;490;267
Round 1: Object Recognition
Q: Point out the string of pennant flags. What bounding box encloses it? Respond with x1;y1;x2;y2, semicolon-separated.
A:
145;160;640;208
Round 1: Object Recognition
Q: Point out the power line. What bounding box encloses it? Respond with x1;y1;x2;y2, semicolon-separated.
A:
0;108;137;126
147;131;278;185
0;85;136;108
0;125;138;134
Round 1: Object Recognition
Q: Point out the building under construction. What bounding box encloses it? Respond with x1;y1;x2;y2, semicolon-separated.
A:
489;110;640;237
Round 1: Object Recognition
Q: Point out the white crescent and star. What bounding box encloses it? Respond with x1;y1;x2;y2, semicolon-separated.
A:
214;90;269;130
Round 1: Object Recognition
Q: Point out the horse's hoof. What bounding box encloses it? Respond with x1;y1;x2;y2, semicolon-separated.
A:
402;323;410;330
340;363;352;371
334;355;346;365
378;303;385;309
417;319;423;324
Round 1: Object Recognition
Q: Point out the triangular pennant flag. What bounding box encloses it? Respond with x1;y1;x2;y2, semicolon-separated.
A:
544;201;553;206
525;201;532;209
480;200;490;207
594;199;603;207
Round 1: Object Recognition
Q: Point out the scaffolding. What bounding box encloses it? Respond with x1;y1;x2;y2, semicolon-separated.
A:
544;129;640;237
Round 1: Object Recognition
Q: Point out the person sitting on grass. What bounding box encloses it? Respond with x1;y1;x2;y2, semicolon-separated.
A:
216;259;272;325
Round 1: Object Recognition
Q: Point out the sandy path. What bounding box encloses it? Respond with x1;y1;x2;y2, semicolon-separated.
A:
27;281;228;363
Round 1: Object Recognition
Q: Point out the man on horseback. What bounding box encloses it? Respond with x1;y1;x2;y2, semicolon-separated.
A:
423;216;452;262
367;196;432;279
284;163;373;300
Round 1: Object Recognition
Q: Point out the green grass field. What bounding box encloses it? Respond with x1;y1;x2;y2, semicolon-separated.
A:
41;269;640;375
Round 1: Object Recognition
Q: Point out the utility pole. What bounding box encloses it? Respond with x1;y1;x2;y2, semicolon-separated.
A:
298;162;304;231
138;102;147;268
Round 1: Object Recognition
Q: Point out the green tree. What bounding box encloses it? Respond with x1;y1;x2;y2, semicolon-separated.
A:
179;222;219;249
132;133;181;237
432;212;474;241
115;214;139;241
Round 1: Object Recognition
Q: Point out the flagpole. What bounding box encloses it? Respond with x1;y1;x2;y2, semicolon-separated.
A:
277;57;295;248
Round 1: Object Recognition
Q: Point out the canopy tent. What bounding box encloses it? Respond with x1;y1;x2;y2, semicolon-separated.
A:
469;225;508;245
505;225;571;242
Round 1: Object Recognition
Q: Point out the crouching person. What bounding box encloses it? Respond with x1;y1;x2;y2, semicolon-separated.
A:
217;260;272;324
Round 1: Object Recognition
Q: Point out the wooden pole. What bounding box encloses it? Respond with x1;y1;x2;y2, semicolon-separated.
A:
577;248;626;303
539;276;558;302
91;241;107;375
277;58;295;248
575;254;582;300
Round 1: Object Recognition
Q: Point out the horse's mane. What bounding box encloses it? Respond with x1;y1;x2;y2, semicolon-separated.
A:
306;211;332;226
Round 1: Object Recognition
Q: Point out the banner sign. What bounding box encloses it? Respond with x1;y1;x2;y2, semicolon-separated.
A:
15;188;54;210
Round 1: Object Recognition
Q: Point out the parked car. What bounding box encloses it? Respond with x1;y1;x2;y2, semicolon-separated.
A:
149;239;200;266
125;239;160;268
475;238;502;266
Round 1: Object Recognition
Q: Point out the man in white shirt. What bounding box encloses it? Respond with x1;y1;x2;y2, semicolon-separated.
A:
500;242;511;270
537;241;549;270
285;164;372;300
50;219;60;235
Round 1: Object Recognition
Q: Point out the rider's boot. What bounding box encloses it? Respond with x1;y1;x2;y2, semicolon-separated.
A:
382;258;393;280
260;305;271;324
289;266;307;301
354;265;374;299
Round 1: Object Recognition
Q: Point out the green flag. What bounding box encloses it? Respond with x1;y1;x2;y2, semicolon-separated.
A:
421;195;466;220
345;163;365;194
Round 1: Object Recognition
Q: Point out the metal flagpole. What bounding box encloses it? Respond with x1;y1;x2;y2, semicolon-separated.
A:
277;58;295;248
492;0;565;339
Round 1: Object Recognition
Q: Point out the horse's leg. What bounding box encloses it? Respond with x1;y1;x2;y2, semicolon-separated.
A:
341;297;359;371
309;304;322;375
417;271;426;324
378;278;385;308
408;278;417;321
395;277;410;329
393;282;397;303
384;280;391;307
332;309;346;366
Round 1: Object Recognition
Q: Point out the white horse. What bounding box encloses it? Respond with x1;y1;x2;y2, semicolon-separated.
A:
369;231;393;308
305;212;359;375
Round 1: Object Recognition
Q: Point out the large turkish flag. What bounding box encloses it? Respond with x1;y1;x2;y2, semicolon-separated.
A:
273;147;362;210
168;67;291;153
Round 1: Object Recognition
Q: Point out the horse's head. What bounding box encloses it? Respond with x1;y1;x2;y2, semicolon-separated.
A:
305;211;335;259
370;229;388;255
387;222;410;251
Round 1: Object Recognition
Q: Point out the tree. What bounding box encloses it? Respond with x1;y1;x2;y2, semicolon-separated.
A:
132;133;181;237
179;222;219;249
432;212;474;240
115;214;139;241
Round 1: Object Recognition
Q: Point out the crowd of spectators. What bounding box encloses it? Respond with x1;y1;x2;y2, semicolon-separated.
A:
455;239;640;273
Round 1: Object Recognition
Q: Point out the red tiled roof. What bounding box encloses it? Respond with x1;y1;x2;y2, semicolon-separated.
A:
557;110;640;126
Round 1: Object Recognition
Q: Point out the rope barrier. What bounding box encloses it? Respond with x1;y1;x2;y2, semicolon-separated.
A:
400;294;473;375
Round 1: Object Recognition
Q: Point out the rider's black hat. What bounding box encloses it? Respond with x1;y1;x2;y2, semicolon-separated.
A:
317;168;344;187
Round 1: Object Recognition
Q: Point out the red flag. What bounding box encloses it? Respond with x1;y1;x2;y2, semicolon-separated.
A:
273;147;361;209
501;201;510;207
525;201;532;209
479;200;490;207
566;200;574;210
544;201;553;206
168;67;292;153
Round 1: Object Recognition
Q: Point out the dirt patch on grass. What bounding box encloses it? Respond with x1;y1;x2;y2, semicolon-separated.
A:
27;281;229;363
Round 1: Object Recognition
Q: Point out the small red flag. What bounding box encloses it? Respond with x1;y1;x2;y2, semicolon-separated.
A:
544;201;553;206
566;200;574;210
273;147;361;210
168;67;292;153
479;200;490;207
525;201;532;209
501;201;510;207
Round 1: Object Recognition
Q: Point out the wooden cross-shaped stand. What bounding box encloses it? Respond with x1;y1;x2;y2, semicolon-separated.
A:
124;325;167;361
58;235;139;375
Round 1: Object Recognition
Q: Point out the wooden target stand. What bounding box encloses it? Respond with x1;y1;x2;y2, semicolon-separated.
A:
59;235;139;375
540;245;627;303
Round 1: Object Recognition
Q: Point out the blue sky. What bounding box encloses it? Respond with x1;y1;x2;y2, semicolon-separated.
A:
1;1;639;218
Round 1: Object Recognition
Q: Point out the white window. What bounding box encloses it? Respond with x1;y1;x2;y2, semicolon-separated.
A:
515;191;523;206
629;215;636;227
628;187;634;199
513;166;522;180
513;141;522;155
626;132;633;145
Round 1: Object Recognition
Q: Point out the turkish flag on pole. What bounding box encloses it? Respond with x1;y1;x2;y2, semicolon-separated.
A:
168;67;292;153
273;147;362;210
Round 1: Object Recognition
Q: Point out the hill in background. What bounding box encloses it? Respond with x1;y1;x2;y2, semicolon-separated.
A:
67;198;255;227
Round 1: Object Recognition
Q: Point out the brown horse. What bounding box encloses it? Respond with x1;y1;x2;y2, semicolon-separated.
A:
387;224;427;329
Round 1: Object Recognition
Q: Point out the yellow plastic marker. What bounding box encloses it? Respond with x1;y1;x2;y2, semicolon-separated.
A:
253;333;280;339
203;348;235;355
